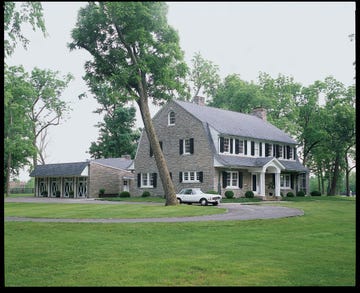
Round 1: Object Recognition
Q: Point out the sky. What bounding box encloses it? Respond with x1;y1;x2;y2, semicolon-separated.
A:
6;1;356;181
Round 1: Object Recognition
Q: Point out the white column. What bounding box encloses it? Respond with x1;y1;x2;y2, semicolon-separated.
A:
259;172;266;197
275;172;281;197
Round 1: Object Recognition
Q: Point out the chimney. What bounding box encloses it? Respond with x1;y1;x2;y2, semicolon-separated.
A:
121;154;131;160
192;96;205;106
252;107;267;121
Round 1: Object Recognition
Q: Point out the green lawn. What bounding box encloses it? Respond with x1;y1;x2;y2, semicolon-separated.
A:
4;196;355;287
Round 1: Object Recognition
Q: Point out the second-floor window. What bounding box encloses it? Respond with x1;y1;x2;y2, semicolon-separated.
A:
179;138;194;155
179;171;203;183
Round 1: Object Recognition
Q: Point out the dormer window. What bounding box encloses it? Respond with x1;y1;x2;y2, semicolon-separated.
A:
168;111;175;125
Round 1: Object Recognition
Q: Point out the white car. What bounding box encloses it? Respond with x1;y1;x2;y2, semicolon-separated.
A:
176;188;222;206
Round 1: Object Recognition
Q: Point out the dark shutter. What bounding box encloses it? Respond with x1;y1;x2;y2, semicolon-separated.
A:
149;145;153;157
179;139;183;155
220;137;224;153
137;173;141;187
169;172;172;180
190;138;194;154
293;147;296;160
251;141;255;156
276;145;280;158
287;146;290;159
238;172;243;188
244;140;247;155
159;141;163;151
290;174;294;189
179;172;183;183
273;144;276;157
152;173;157;188
235;139;240;154
259;142;262;156
230;138;233;154
198;171;203;183
222;171;227;188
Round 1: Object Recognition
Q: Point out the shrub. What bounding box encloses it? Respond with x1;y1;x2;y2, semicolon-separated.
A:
99;189;105;195
245;190;254;198
55;190;61;197
224;190;234;199
119;191;131;198
286;191;295;197
310;190;321;196
141;191;151;197
41;190;48;197
296;190;306;197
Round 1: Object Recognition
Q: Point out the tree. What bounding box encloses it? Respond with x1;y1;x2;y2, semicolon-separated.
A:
89;105;141;159
4;1;46;58
69;2;188;205
4;65;36;196
25;68;74;168
188;52;221;101
209;73;268;113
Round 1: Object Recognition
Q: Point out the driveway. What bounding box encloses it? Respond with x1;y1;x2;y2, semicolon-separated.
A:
4;197;304;223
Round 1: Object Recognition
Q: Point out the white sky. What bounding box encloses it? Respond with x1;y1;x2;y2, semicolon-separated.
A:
6;2;356;181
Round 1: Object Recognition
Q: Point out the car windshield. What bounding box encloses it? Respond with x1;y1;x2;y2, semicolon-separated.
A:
179;188;204;195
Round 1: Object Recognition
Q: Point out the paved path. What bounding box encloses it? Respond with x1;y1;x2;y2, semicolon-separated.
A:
4;197;304;223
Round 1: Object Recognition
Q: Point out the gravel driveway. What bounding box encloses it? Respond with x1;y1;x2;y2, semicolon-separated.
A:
4;197;304;223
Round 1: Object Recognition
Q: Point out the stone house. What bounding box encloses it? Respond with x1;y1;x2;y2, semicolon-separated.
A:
30;157;134;198
132;98;309;198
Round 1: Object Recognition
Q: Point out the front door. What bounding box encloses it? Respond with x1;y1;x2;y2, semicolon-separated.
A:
123;180;129;192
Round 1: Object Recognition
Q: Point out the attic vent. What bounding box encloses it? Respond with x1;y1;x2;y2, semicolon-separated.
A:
252;107;267;121
192;96;205;106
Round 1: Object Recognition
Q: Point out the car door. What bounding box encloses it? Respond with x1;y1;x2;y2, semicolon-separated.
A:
182;188;193;202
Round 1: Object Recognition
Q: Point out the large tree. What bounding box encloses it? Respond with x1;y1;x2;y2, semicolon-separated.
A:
25;68;74;168
4;65;36;196
89;105;141;159
188;51;221;101
4;1;46;58
69;2;188;205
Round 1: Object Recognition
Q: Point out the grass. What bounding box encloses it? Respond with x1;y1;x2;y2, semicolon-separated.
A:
4;196;356;287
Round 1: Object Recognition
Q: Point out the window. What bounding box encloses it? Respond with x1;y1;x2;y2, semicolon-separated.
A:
168;111;175;125
222;171;242;188
138;173;157;188
280;174;291;188
226;171;238;188
265;143;272;157
251;141;255;156
179;171;203;183
179;138;194;155
219;137;245;155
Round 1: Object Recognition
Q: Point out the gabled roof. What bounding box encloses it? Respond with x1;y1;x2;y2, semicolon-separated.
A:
175;100;297;144
29;162;89;177
92;158;133;170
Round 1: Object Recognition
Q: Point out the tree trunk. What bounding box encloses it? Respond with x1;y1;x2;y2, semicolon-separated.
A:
137;97;178;206
329;154;340;196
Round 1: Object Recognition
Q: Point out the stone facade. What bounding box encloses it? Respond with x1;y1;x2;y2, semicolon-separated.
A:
88;162;134;198
134;101;215;197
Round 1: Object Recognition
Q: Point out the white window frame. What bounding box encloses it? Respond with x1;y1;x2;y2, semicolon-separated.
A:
168;111;175;126
141;173;154;188
226;171;238;188
183;139;191;154
182;171;200;183
280;174;291;189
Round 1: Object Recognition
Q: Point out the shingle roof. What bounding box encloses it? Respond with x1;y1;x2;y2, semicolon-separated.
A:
29;158;134;177
216;154;307;172
175;100;297;144
93;158;133;170
29;162;89;177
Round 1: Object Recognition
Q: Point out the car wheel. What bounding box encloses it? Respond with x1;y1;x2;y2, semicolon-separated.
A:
213;202;218;206
177;198;182;204
200;198;208;206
